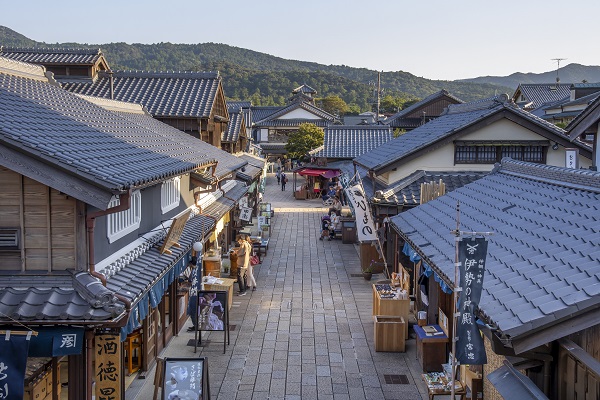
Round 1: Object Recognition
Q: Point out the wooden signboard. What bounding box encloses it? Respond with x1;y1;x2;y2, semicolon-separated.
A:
155;357;210;400
160;209;192;255
95;334;121;400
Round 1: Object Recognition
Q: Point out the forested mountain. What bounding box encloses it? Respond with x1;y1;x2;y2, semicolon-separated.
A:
0;26;512;111
458;63;600;90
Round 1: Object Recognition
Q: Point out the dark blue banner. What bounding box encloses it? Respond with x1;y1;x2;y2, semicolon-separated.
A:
0;331;32;400
27;327;84;357
456;237;488;365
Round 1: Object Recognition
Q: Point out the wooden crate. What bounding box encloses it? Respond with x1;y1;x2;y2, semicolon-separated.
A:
374;316;405;352
372;285;410;339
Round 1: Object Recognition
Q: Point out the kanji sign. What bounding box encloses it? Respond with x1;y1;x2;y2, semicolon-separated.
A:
95;334;121;400
455;237;488;365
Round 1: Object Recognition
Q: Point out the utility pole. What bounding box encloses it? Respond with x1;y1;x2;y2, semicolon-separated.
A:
376;71;381;123
551;58;567;85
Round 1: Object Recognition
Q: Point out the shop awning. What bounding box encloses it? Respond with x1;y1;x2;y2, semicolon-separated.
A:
298;168;340;178
487;361;548;400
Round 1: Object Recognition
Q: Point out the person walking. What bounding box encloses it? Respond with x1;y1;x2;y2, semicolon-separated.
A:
276;167;281;184
236;235;251;295
245;236;258;291
281;172;287;191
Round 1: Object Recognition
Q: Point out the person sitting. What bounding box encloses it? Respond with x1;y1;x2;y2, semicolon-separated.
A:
329;212;341;240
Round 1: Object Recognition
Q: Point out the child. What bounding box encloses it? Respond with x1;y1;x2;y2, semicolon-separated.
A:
319;215;331;241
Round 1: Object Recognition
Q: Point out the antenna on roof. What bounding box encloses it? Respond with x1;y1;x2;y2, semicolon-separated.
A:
551;58;567;86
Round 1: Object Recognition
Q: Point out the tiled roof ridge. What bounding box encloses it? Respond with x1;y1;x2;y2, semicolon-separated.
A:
519;82;575;87
327;125;392;130
100;70;220;79
571;82;600;89
444;94;510;115
499;158;600;193
1;46;101;55
75;94;147;114
254;101;335;124
0;56;48;81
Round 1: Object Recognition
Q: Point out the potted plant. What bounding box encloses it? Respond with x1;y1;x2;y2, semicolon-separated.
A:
362;267;373;281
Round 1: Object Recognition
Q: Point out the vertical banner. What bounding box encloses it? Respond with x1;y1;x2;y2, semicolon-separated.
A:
344;183;377;242
456;237;488;365
0;331;32;400
95;334;122;400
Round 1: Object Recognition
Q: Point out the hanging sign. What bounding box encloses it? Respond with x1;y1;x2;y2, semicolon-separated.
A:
160;209;191;255
239;207;253;222
95;334;122;400
344;183;377;242
456;237;488;365
0;331;32;400
238;196;249;209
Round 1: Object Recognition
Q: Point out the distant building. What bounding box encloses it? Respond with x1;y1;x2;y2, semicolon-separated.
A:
383;90;463;131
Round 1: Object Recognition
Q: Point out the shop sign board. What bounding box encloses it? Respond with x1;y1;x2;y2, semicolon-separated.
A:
239;207;253;221
158;357;210;400
160;209;192;255
95;334;121;400
456;237;488;365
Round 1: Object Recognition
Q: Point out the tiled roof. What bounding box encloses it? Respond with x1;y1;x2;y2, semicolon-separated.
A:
259;143;287;151
254;101;336;125
223;107;244;143
0;57;230;203
377;170;488;206
566;95;600;138
390;159;600;341
384;90;464;125
513;83;572;109
0;47;104;65
62;70;221;118
355;95;574;173
0;272;125;322
318;125;393;159
236;152;266;181
293;84;317;94
228;101;252;127
571;82;600;90
250;106;282;124
255;119;331;128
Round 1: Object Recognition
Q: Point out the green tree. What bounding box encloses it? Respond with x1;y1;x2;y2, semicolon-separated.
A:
393;128;406;138
285;123;324;159
317;95;350;116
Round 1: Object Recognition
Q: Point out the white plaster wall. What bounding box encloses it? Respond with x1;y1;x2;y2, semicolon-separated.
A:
278;108;321;119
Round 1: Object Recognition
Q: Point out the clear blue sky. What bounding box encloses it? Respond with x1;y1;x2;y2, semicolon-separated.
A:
2;0;597;81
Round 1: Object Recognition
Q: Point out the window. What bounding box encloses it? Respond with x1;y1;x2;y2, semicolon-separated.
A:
455;143;545;164
0;229;19;250
107;190;141;243
161;177;181;214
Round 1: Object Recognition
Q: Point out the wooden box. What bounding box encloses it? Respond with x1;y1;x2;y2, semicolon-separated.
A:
374;316;405;352
204;278;236;310
372;285;410;339
203;258;221;278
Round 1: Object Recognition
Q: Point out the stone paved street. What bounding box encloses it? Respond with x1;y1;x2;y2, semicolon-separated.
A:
127;173;431;400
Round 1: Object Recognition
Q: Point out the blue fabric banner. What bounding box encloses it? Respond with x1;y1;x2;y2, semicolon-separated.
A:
0;331;32;400
27;327;84;357
456;237;488;365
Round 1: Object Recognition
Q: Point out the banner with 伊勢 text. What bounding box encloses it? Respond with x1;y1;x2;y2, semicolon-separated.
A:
456;237;488;365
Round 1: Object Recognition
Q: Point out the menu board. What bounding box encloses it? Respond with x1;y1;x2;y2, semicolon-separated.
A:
162;357;209;400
